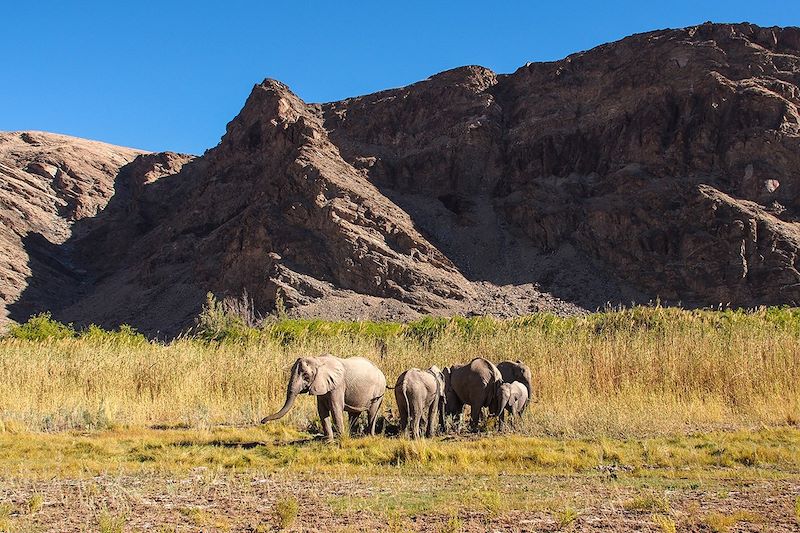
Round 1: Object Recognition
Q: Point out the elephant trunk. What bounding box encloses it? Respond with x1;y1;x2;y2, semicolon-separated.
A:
261;372;303;423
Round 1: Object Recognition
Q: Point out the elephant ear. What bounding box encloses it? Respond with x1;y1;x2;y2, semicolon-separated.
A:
442;367;452;387
490;362;503;383
429;366;446;398
308;356;345;395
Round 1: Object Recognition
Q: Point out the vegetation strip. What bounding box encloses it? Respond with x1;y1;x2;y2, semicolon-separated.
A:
1;427;799;477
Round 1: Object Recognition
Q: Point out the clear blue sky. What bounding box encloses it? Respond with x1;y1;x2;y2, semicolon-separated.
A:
2;1;797;154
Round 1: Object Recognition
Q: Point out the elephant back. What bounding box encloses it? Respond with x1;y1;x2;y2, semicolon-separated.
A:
447;358;503;410
342;356;387;389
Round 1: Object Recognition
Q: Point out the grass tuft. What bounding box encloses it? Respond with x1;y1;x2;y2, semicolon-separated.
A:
0;503;14;532
702;510;762;532
623;494;670;513
438;514;463;533
554;506;579;529
795;496;800;524
651;513;676;533
275;495;299;530
26;494;43;514
97;509;126;533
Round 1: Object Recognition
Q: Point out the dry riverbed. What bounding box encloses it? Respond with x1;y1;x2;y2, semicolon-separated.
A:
0;427;799;531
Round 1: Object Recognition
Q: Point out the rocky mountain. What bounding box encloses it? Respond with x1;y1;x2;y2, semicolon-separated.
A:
2;22;799;335
0;132;147;325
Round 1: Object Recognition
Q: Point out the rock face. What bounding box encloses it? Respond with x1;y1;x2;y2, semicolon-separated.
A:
0;132;148;324
3;22;800;334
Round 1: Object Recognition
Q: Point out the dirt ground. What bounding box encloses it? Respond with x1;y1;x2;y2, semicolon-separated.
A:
1;471;798;532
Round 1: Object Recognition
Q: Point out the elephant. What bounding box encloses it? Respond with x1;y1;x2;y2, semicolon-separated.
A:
394;365;446;439
443;357;504;430
497;360;533;413
497;381;529;429
261;354;386;441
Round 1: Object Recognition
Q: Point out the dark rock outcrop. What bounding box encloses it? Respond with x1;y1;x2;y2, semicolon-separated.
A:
3;22;800;334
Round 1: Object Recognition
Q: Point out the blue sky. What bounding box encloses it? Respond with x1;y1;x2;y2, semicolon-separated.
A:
2;1;798;154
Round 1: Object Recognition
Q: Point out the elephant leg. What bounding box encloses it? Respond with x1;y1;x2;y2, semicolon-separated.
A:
469;403;482;431
445;396;463;431
317;396;333;441
411;411;422;439
329;389;346;437
453;402;465;432
425;402;436;438
397;397;408;436
408;400;419;439
367;396;383;437
348;412;360;436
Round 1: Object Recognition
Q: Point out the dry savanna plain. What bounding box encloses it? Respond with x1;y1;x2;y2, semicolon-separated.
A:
1;304;799;532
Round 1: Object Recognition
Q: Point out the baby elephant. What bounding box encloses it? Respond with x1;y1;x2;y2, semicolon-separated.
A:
497;381;529;429
394;366;445;439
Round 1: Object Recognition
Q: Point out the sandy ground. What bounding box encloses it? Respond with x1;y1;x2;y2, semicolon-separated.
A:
1;471;798;532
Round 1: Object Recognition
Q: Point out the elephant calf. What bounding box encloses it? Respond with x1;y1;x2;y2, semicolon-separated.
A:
394;366;445;439
497;381;528;428
497;360;533;413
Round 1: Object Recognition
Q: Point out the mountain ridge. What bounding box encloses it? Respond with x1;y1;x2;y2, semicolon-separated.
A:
2;21;800;335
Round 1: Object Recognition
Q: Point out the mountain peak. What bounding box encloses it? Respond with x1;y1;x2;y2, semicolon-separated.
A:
3;22;800;334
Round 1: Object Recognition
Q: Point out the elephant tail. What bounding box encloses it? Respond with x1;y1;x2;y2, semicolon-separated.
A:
401;381;413;419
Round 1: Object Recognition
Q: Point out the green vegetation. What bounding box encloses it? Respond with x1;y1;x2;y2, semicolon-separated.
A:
702;510;763;532
651;513;677;533
97;510;126;533
26;494;43;515
554;506;579;529
0;503;14;532
623;494;670;513
274;495;299;530
796;495;800;524
0;426;798;476
2;304;799;436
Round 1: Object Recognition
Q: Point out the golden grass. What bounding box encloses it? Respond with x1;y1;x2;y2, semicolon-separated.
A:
702;510;763;532
0;426;798;478
0;307;799;436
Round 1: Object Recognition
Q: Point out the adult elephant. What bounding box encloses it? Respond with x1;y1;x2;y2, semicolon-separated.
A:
394;366;446;439
261;354;386;441
443;357;503;430
496;360;533;413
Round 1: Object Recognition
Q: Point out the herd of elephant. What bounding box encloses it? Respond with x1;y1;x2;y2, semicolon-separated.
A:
260;354;532;441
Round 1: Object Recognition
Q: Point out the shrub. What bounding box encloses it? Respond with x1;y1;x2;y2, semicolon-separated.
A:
274;495;299;529
7;313;75;340
80;324;146;345
194;292;260;342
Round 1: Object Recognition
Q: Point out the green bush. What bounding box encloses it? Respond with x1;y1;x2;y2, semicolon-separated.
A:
7;304;800;347
80;324;147;345
194;293;259;343
8;312;76;340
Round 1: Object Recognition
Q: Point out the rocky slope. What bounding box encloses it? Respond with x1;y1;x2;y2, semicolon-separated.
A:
0;132;148;324
3;22;800;334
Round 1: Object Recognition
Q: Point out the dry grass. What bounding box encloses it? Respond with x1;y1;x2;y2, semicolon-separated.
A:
0;306;799;436
701;509;763;532
0;426;798;478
